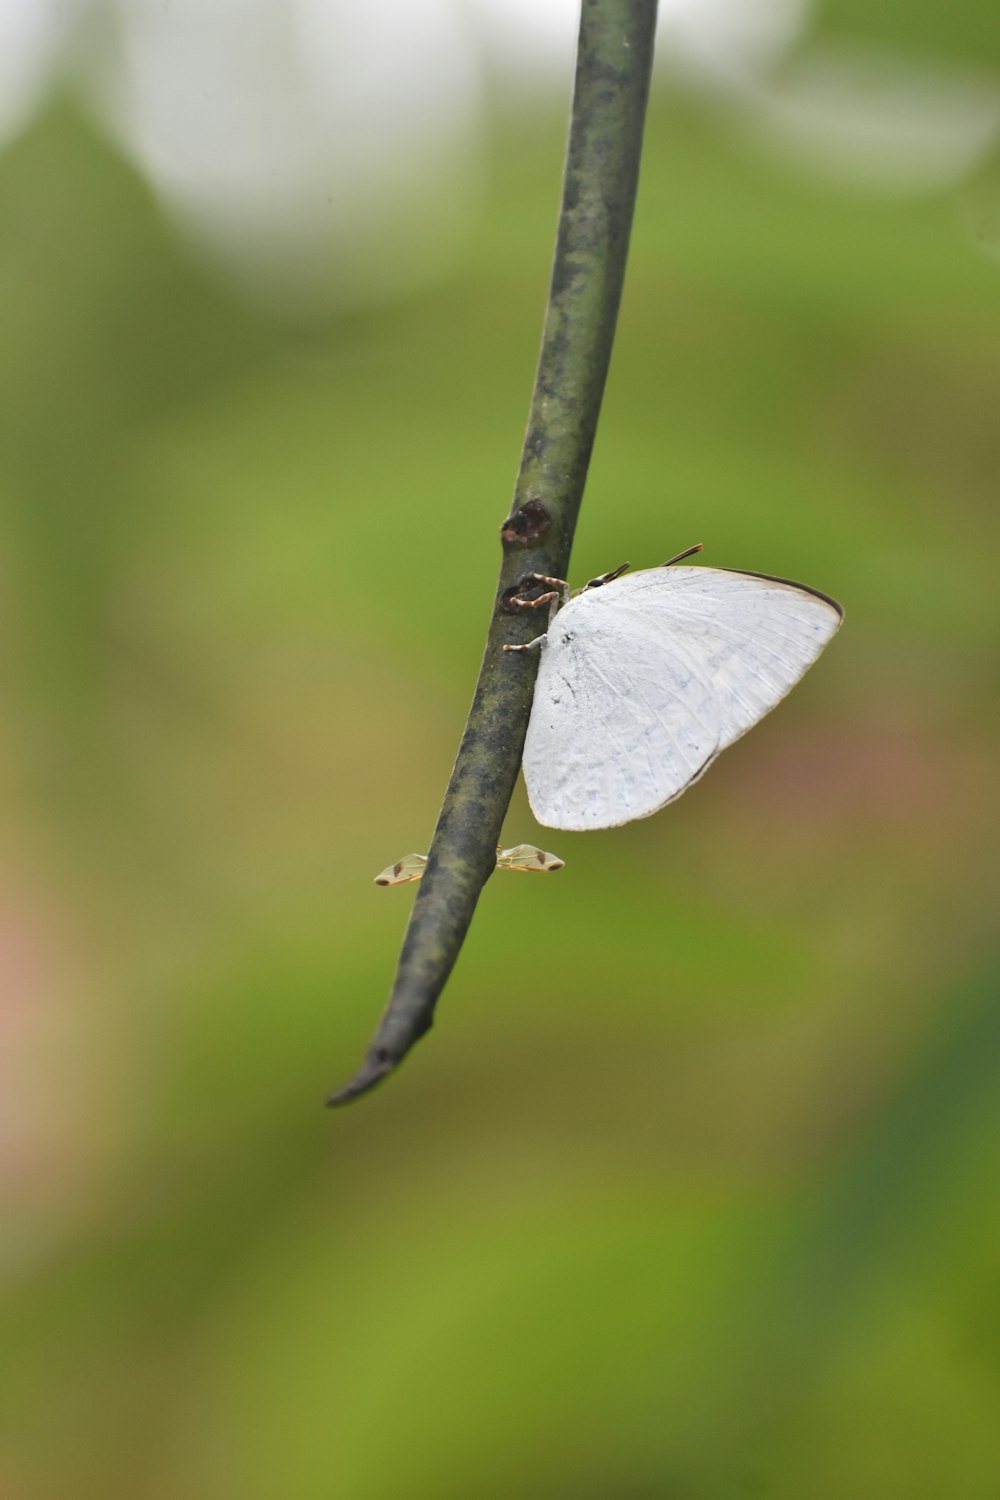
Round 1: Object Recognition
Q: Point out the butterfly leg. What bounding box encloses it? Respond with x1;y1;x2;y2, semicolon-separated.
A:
503;573;567;649
508;588;560;610
518;572;571;606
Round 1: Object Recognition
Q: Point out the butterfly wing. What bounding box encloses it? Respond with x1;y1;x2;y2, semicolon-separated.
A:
522;565;841;831
608;566;842;752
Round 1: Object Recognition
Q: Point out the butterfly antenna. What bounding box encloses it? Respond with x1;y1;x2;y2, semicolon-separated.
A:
661;543;703;567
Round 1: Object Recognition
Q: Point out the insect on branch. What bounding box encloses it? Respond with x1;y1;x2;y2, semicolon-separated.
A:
328;0;660;1105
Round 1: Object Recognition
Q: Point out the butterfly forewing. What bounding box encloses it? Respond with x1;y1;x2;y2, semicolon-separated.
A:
600;567;842;751
523;564;841;831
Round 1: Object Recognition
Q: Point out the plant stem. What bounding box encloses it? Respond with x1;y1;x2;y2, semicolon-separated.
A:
328;0;659;1104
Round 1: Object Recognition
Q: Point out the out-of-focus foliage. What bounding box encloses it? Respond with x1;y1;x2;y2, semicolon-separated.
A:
2;9;1000;1500
819;0;1000;66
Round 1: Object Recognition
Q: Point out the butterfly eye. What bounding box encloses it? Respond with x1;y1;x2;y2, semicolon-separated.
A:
583;561;630;590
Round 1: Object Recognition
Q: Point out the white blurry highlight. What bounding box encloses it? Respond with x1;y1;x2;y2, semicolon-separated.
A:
84;0;483;313
0;0;90;144
465;0;809;80
1;0;998;309
657;0;810;85
747;46;1000;196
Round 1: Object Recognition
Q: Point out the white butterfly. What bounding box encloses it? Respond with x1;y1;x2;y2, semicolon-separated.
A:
508;547;842;831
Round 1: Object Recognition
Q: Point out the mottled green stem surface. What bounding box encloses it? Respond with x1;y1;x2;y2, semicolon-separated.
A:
328;0;659;1104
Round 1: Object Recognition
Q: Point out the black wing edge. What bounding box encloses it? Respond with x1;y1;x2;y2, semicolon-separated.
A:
717;569;844;620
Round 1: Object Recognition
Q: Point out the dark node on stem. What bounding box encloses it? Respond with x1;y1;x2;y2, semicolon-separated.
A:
500;498;551;545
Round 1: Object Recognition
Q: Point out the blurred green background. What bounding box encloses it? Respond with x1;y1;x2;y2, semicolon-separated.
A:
3;2;1000;1497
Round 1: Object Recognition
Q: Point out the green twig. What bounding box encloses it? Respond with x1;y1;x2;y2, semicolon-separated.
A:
329;0;659;1104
